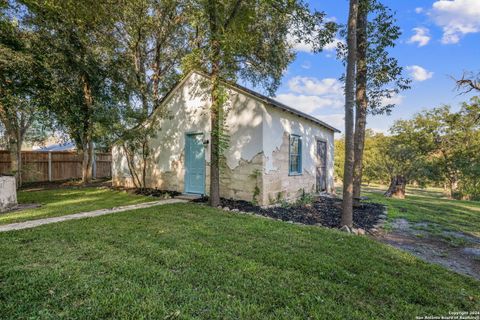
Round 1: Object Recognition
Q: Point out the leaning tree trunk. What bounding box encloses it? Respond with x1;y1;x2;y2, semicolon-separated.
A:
352;0;368;207
384;175;406;199
341;0;359;227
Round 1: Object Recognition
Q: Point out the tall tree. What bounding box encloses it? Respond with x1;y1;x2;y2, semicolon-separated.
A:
0;1;48;187
351;0;410;203
184;0;334;207
352;0;368;205
21;0;119;184
341;0;359;227
110;0;189;189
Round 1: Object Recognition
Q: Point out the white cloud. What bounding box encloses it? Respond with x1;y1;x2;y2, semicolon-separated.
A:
318;114;345;132
415;7;424;14
289;37;343;54
324;16;337;23
274;76;344;115
276;94;343;114
289;38;314;53
408;27;431;47
288;76;343;96
430;0;480;44
381;93;404;106
406;65;434;81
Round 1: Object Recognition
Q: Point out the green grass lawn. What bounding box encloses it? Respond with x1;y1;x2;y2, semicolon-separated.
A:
0;187;153;225
0;203;478;319
362;185;480;239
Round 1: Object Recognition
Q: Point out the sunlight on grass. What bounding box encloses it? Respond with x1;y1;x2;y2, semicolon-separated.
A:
0;187;154;225
0;203;477;318
362;184;480;238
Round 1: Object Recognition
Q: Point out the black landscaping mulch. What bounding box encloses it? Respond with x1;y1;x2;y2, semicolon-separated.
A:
194;195;385;230
133;188;181;198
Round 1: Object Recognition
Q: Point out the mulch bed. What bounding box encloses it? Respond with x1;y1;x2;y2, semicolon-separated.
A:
124;187;385;230
194;196;385;230
133;188;182;198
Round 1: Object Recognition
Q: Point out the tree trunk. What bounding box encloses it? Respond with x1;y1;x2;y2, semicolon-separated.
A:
352;0;368;207
122;143;141;188
384;175;406;199
448;177;459;199
8;136;22;188
82;140;94;184
208;0;221;207
209;70;221;207
81;74;94;185
141;138;148;189
341;0;359;227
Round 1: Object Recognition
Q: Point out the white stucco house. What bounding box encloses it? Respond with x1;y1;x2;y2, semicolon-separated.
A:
112;71;339;206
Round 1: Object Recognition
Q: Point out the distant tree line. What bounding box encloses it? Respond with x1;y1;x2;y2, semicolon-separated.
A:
335;97;480;201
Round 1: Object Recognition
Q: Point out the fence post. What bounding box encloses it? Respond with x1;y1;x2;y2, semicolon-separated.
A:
48;152;52;182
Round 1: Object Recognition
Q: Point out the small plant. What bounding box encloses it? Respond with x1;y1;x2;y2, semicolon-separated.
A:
280;198;291;209
276;191;285;204
295;188;315;207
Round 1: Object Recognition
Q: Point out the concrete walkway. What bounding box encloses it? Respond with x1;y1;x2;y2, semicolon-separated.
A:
0;199;187;233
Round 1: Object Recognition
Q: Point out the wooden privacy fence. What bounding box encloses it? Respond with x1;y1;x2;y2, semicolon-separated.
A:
0;150;111;183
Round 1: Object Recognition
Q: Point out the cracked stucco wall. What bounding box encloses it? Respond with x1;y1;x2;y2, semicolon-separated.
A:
112;72;266;203
112;71;335;206
261;105;335;205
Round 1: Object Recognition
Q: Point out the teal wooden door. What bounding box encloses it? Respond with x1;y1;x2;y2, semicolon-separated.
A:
185;133;205;194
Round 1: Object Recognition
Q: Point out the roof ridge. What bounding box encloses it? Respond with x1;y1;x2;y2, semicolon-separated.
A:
190;70;340;133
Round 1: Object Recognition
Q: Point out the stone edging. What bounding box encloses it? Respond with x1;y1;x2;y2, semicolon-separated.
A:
217;204;387;235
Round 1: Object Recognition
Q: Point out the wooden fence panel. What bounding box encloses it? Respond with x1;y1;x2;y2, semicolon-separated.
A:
0;152;10;177
51;152;83;181
21;152;49;182
95;152;112;178
0;150;111;182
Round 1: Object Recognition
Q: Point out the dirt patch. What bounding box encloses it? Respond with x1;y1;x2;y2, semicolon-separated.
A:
376;219;480;280
194;196;385;230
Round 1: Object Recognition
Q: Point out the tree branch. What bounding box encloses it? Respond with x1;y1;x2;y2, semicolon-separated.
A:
223;0;243;29
455;72;480;94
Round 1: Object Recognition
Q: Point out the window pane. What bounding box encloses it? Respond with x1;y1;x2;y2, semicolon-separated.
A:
295;154;301;172
290;138;298;154
291;157;297;171
289;135;302;174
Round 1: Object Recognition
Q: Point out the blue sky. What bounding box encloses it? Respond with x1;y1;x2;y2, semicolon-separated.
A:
272;0;480;133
